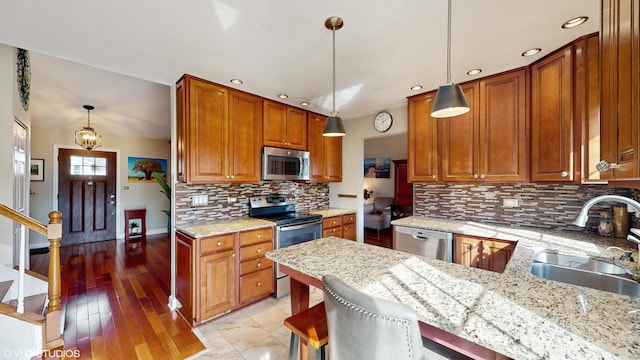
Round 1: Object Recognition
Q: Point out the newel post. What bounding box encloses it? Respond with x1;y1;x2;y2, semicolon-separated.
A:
47;211;62;312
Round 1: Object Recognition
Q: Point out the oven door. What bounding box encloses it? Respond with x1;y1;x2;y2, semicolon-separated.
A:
274;220;322;298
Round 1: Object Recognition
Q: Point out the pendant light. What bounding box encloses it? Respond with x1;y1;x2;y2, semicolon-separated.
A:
323;16;346;137
75;105;103;151
431;0;470;118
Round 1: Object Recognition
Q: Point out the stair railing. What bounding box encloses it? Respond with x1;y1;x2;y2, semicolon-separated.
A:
0;204;63;349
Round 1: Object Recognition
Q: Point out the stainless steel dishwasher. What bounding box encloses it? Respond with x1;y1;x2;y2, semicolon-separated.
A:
394;225;453;262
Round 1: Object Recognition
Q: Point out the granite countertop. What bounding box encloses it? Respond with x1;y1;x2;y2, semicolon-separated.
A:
176;217;275;238
310;208;355;217
267;218;640;359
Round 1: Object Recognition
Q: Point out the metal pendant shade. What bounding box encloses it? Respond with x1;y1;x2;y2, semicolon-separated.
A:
323;16;346;137
431;0;470;118
75;105;102;151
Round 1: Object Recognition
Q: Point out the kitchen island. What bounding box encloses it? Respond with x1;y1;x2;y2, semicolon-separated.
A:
267;234;640;359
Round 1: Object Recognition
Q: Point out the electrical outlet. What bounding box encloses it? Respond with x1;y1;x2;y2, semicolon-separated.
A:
228;197;237;203
192;195;208;206
503;198;519;207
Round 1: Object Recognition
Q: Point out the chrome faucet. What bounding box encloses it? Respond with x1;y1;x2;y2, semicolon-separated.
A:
573;194;640;269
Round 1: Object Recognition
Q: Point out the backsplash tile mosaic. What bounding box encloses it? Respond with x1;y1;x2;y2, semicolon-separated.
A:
413;183;633;234
174;182;330;225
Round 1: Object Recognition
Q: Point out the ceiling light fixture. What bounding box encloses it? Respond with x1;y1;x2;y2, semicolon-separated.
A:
230;79;243;85
431;0;470;118
322;16;346;137
410;85;423;91
521;48;542;57
466;69;482;76
300;101;310;106
75;105;102;151
278;94;288;99
562;16;588;29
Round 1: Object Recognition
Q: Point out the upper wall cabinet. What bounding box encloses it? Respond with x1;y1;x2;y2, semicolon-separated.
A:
407;91;439;182
531;46;574;181
440;69;528;183
263;100;308;150
176;74;262;183
600;0;640;180
308;112;342;182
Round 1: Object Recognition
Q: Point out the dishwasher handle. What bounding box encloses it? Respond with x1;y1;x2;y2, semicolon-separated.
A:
395;226;453;240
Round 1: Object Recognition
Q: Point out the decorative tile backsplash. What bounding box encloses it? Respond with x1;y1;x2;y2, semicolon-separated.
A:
413;183;633;233
174;181;330;225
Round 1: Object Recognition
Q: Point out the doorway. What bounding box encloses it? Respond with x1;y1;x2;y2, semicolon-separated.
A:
58;148;117;245
12;119;29;266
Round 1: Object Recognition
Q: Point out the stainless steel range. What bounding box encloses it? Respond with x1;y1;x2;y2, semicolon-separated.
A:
249;194;322;298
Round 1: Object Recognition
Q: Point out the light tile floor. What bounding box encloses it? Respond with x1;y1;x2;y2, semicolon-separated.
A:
189;288;325;360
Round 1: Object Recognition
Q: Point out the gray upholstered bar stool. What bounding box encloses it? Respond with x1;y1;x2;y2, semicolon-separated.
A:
283;301;328;360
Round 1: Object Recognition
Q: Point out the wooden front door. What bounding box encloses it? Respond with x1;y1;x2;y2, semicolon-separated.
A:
58;149;117;245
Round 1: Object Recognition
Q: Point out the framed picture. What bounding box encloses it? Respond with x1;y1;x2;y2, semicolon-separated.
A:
127;157;168;183
30;158;44;181
363;157;391;178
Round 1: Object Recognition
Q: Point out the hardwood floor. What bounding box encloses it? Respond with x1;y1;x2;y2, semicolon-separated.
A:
363;227;393;249
30;235;205;359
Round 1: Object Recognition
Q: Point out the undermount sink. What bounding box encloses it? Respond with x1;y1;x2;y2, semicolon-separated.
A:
532;251;628;275
531;252;640;297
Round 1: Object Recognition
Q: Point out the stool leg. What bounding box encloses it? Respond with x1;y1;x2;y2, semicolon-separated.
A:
289;333;299;360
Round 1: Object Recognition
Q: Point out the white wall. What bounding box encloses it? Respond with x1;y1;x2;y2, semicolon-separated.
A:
29;126;171;248
329;106;408;241
364;134;407;199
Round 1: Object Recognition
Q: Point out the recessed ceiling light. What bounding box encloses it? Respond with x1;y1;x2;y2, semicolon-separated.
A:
230;79;243;85
300;101;310;106
410;85;423;91
278;94;289;99
466;69;482;76
521;48;542;57
562;16;588;29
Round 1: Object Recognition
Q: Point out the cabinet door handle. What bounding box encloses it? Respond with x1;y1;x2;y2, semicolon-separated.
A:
473;174;479;179
479;174;485;179
561;171;568;177
257;282;262;287
231;252;236;258
432;174;436;179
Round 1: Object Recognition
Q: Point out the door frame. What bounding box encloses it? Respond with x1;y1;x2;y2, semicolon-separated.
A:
52;145;122;239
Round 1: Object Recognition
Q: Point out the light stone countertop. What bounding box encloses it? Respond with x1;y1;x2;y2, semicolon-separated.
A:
176;218;275;238
310;208;356;217
267;217;640;359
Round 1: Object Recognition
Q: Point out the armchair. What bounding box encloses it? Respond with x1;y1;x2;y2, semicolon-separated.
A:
363;197;393;236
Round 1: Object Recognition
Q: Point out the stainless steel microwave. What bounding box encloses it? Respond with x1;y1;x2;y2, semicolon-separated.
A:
261;146;310;181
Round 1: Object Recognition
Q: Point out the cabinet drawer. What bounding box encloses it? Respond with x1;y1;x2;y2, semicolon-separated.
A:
323;227;342;238
240;257;273;276
240;227;274;246
239;267;274;303
323;216;342;229
342;213;355;225
240;241;273;261
200;234;235;255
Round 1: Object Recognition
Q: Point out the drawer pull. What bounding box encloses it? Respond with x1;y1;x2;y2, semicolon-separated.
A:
257;234;262;239
216;241;222;247
257;262;262;268
256;248;262;254
232;252;236;258
257;282;262;287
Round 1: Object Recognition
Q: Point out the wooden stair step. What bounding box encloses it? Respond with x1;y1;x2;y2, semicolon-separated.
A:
0;280;13;301
9;292;47;315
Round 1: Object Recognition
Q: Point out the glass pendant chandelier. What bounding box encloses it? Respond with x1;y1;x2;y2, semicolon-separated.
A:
75;105;102;151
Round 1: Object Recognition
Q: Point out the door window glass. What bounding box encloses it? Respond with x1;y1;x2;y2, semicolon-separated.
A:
70;156;107;176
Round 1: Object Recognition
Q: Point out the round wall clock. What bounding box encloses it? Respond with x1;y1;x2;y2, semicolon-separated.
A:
373;111;393;132
16;48;31;111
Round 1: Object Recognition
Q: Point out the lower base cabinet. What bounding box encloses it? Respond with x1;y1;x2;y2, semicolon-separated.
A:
454;234;516;273
176;226;274;326
322;213;356;240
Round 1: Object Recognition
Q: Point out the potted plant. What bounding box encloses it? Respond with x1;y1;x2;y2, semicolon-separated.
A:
152;172;171;232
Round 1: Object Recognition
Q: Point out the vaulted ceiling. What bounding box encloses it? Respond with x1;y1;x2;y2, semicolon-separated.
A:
0;0;599;140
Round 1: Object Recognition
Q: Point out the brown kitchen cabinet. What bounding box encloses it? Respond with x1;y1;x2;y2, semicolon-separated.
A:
175;226;274;327
531;45;574;182
263;99;308;150
176;74;262;183
393;160;412;206
439;69;527;182
308;111;342;182
600;0;640;181
454;234;516;273
322;213;356;240
341;213;356;240
407;91;439;182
